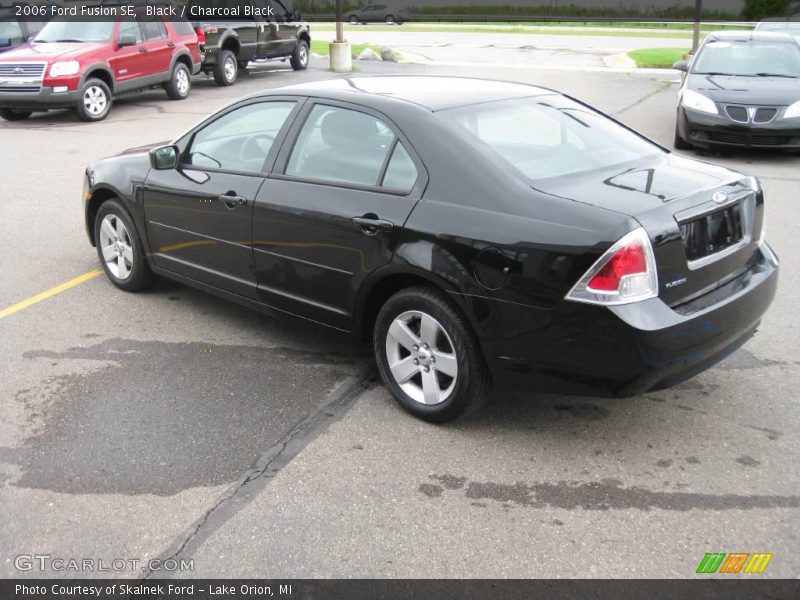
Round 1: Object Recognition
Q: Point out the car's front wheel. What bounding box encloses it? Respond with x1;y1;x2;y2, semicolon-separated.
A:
374;287;491;422
349;15;359;24
75;78;112;122
213;49;238;86
290;40;309;71
0;108;32;121
385;15;396;24
94;199;157;292
164;62;191;100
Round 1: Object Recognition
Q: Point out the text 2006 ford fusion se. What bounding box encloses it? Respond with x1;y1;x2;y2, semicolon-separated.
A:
82;77;778;422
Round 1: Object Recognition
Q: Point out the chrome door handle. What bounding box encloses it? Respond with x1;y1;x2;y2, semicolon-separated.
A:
352;217;394;234
218;193;248;209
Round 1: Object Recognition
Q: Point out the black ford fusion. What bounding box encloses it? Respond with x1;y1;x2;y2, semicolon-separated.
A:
674;31;800;150
83;76;778;422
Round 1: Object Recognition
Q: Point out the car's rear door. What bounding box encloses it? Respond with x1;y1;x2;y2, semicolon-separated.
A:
252;100;427;329
143;98;303;298
138;15;172;79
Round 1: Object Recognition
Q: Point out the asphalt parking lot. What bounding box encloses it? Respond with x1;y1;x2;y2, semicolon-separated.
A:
1;56;799;579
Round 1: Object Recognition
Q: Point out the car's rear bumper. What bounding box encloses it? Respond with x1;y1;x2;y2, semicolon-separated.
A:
0;87;79;110
481;241;779;396
679;107;800;149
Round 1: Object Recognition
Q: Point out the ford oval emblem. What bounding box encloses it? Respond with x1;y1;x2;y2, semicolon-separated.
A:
712;191;728;204
13;67;23;74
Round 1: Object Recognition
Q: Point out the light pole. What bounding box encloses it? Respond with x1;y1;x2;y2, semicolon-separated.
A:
329;0;352;71
692;0;703;53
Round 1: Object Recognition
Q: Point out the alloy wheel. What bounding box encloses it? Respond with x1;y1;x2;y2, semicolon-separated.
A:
83;85;108;116
224;56;236;83
98;214;134;280
176;68;190;96
385;310;458;405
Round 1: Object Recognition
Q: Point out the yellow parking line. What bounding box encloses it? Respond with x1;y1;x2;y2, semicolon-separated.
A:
0;269;103;321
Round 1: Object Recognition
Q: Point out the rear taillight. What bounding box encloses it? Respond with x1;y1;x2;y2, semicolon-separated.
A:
565;227;658;306
195;26;206;45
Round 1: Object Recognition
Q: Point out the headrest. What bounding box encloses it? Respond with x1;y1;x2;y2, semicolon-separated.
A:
320;110;378;147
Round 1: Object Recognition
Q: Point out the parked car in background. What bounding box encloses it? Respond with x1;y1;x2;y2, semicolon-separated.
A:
755;18;800;36
0;14;201;122
82;76;777;422
673;31;800;151
191;0;310;86
0;7;45;53
346;4;408;24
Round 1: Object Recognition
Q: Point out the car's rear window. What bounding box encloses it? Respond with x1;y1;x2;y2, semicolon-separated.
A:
439;96;661;182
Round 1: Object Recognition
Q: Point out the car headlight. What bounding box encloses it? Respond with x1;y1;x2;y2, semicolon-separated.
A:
49;61;80;78
682;89;718;115
785;100;800;119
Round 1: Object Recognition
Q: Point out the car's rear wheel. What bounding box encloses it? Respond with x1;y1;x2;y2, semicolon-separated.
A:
385;15;396;24
164;62;191;100
94;199;157;292
0;108;32;121
75;78;112;122
374;287;491;422
290;40;309;71
214;49;238;86
349;15;359;24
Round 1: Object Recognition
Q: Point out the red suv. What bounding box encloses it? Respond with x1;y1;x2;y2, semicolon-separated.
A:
0;16;201;122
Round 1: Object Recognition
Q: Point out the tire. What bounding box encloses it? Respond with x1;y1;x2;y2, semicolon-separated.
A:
0;108;32;121
349;15;359;24
164;62;191;100
75;78;112;122
374;286;491;423
290;40;309;71
385;15;395;24
674;126;692;150
94;199;157;292
213;49;238;86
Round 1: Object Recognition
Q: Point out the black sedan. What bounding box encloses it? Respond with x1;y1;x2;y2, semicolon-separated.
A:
673;31;800;150
83;76;778;422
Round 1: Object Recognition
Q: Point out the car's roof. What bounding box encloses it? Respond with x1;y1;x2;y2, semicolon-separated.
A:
271;76;556;111
705;30;800;43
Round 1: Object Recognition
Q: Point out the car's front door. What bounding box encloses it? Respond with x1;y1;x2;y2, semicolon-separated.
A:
252;101;426;329
109;19;146;84
143;99;302;298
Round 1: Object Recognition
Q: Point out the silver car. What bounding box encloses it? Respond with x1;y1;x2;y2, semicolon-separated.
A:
345;4;408;24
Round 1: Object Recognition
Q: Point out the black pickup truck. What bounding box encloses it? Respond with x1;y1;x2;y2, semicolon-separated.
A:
190;0;311;86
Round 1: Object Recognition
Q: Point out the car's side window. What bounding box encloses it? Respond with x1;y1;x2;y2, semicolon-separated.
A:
117;19;143;44
285;105;397;188
140;17;167;41
186;101;296;173
382;142;418;192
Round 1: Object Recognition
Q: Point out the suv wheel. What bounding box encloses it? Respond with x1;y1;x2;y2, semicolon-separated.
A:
213;50;238;86
94;199;157;292
0;108;32;121
290;40;309;71
374;287;491;422
385;15;396;24
76;78;112;122
349;15;359;24
165;62;191;100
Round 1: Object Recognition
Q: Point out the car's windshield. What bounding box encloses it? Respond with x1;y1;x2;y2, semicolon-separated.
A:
439;96;662;182
34;21;116;43
692;39;800;77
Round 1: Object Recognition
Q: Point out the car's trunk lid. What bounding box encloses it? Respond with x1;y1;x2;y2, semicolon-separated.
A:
532;154;765;308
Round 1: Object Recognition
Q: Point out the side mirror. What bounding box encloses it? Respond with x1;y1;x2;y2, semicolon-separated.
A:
150;145;179;170
0;37;12;48
673;60;689;72
117;33;138;48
